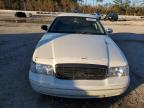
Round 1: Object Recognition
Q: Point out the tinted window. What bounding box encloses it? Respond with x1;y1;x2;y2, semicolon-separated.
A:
48;16;106;35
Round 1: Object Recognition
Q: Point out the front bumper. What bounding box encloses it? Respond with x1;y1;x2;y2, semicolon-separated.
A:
29;71;130;98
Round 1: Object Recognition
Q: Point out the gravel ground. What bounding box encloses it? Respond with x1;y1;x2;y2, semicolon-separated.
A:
0;32;144;108
0;20;144;34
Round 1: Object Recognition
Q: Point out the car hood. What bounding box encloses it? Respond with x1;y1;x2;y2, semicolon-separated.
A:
33;33;127;67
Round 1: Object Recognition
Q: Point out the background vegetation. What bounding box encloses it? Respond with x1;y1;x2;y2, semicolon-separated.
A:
81;5;144;16
0;0;143;16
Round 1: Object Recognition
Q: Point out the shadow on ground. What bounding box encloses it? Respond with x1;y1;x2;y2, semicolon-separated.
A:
0;33;144;108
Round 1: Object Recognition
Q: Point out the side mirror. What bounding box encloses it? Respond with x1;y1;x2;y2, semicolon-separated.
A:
41;25;48;31
106;28;113;33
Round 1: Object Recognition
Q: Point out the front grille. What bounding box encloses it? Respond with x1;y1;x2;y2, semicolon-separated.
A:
55;64;108;80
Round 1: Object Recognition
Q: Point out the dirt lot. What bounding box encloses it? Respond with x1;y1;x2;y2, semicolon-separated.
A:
0;18;144;108
0;20;144;34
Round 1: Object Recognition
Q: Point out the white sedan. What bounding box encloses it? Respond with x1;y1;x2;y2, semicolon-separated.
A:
29;13;130;98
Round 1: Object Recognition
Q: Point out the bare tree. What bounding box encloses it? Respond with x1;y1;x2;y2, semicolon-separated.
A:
0;0;5;9
4;0;12;9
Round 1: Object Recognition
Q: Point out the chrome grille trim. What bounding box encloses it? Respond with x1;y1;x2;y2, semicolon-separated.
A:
55;64;108;80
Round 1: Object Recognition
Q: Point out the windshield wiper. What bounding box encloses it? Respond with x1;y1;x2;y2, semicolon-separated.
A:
79;32;105;35
77;32;97;35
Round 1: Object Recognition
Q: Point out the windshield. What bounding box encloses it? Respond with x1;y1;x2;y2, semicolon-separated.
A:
48;16;106;35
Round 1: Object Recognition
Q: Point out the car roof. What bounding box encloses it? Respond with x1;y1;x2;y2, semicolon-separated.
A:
57;13;96;18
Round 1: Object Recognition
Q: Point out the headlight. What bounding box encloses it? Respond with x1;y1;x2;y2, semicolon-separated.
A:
30;62;54;76
108;66;129;77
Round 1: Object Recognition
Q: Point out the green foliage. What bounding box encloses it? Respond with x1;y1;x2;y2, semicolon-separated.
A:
113;0;122;5
97;0;103;2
